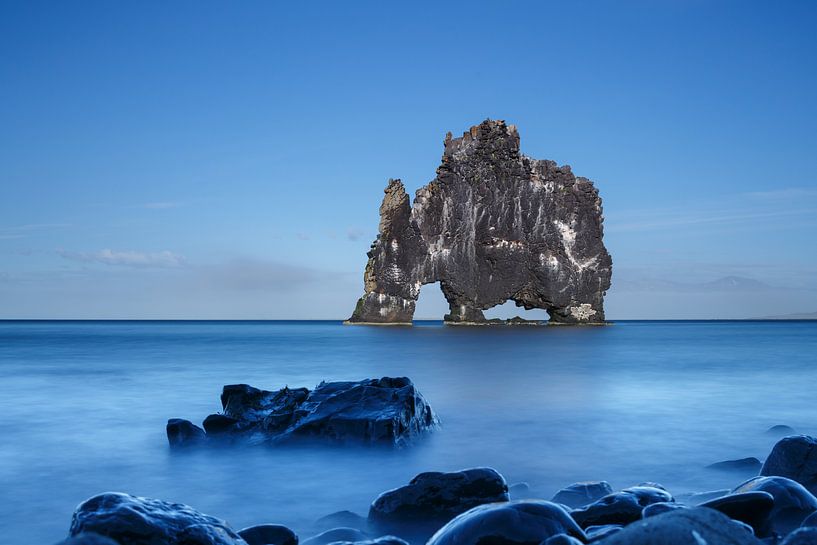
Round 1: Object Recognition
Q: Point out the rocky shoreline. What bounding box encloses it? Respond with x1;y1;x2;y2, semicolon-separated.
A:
60;433;817;545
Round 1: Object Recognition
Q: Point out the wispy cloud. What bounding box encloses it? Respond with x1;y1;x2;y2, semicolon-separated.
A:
58;249;187;268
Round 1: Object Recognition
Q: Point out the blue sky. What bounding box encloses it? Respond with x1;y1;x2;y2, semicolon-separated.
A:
1;1;816;319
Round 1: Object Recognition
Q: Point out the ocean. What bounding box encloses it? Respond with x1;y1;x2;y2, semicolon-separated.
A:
1;320;815;544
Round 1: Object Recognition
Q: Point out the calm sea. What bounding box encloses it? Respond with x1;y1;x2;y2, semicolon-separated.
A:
1;320;815;544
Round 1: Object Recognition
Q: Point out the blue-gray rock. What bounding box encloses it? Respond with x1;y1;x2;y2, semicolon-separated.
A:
302;529;368;545
68;492;246;545
59;533;120;545
733;476;817;536
543;535;583;545
708;458;763;473
238;524;298;545
570;486;673;528
700;492;774;536
767;425;797;437
166;418;206;448
368;468;509;537
347;120;612;325
325;538;407;545
314;511;367;532
596;507;762;544
678;489;731;505
585;524;622;541
426;501;586;545
509;482;532;498
781;527;817;544
801;511;817;527
551;481;613;509
171;377;438;448
761;435;817;496
643;502;687;518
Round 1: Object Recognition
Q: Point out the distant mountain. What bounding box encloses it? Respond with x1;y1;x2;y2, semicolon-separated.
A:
754;311;817;320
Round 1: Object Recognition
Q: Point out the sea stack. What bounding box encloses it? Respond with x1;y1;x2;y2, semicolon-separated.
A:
348;120;612;325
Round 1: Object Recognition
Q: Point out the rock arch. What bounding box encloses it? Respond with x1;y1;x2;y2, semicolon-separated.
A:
347;120;612;325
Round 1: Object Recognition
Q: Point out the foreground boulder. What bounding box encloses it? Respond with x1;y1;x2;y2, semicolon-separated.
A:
346;119;612;325
68;492;246;545
368;468;509;538
597;507;762;544
761;435;817;495
699;492;774;536
781;527;817;544
167;377;438;448
426;501;585;545
733;476;817;536
570;486;673;528
237;524;298;545
302;529;368;545
60;534;121;545
551;481;613;508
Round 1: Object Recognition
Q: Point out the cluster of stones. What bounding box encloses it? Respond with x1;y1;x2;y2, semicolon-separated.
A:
167;377;439;448
347;120;612;326
61;434;817;545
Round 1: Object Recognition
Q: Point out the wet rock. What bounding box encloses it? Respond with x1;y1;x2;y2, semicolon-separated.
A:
302;529;368;545
238;524;298;545
166;418;207;448
543;535;583;545
68;492;245;545
700;492;774;536
368;467;509;537
570;486;673;528
171;377;438;448
597;507;762;544
733;476;817;536
801;511;817;527
767;425;797;437
325;538;407;545
585;524;622;541
60;533;121;545
426;500;586;545
643;502;687;518
781;527;817;544
551;481;613;509
708;458;763;473
347;120;612;325
509;482;532;498
314;512;367;532
761;435;817;495
678;489;731;505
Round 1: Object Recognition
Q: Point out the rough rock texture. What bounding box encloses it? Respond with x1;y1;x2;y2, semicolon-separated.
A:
570;486;673;528
348;120;612;325
68;492;246;545
597;507;762;545
761;435;817;495
426;501;586;545
733;476;817;536
368;468;509;537
168;377;438;448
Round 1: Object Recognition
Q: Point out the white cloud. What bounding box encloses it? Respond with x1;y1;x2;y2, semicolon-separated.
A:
58;249;187;268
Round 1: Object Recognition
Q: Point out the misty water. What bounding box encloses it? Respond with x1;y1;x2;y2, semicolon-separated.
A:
2;320;816;543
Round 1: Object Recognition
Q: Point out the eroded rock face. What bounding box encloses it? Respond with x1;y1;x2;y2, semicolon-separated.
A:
348;120;612;325
167;377;439;448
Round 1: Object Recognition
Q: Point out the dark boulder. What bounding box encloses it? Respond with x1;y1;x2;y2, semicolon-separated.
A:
302;529;368;545
314;512;367;532
571;486;673;528
597;507;762;544
781;527;817;544
585;524;622;541
643;502;687;518
172;378;438;448
238;524;298;545
761;435;817;496
708;458;763;473
68;492;245;545
733;476;817;536
551;481;613;509
426;501;586;545
543;535;583;545
324;538;407;545
166;419;206;448
678;490;731;505
801;511;817;527
368;468;509;537
700;492;774;536
60;533;121;545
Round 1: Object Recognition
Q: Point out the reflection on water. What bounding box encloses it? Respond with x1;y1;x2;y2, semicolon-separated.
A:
1;320;815;543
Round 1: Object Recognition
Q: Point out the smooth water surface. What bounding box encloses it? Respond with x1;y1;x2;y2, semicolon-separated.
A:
1;320;816;543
